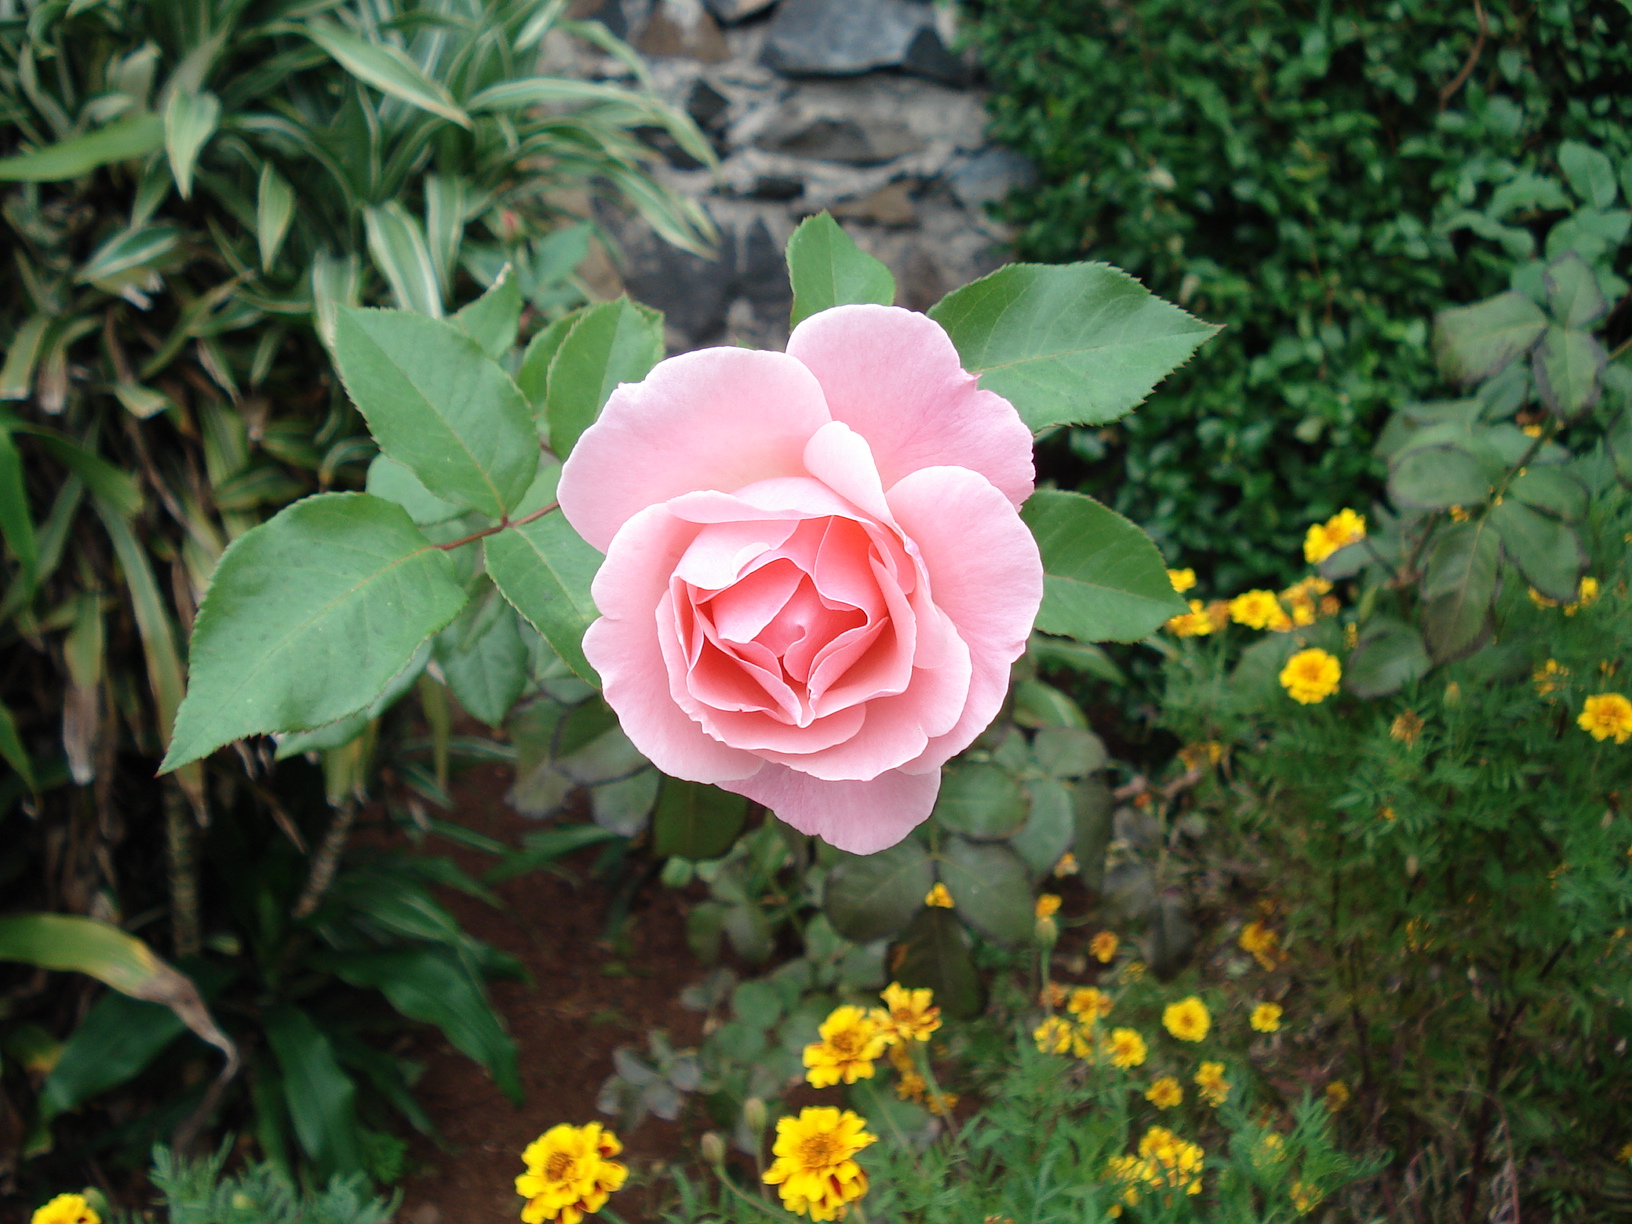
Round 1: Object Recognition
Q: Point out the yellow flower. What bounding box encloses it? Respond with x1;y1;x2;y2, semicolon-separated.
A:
1325;1080;1351;1111
1121;960;1146;982
1067;986;1114;1023
1163;996;1211;1043
924;882;954;908
1105;1027;1148;1068
1090;930;1119;963
1230;589;1291;631
1253;1132;1286;1167
1303;509;1366;564
804;1006;889;1087
517;1124;627;1224
1167;567;1197;593
31;1196;100;1224
1052;851;1079;877
1177;740;1224;771
1194;1061;1229;1106
1618;1141;1632;1163
1136;1126;1205;1195
1035;893;1062;919
1249;1002;1282;1033
1579;693;1632;744
1528;586;1559;609
896;1070;927;1101
1390;709;1423;745
1238;920;1281;970
1521;422;1543;437
1291;1180;1324;1214
763;1108;876;1221
1145;1076;1183;1109
1533;659;1569;697
1280;648;1341;704
1033;1015;1088;1056
1380;806;1397;822
1563;576;1600;615
1448;504;1469;522
1165;598;1216;637
873;983;941;1044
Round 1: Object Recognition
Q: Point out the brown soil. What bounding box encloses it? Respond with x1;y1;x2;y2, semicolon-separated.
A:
388;761;708;1224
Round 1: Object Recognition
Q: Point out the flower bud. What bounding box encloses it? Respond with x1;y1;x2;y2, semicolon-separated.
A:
743;1097;768;1134
701;1132;726;1168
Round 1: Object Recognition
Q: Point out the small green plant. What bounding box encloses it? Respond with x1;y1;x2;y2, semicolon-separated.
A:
127;1143;398;1222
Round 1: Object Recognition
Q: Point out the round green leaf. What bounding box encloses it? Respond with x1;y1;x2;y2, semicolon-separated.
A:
937;838;1033;945
823;840;934;943
934;761;1028;839
653;779;749;861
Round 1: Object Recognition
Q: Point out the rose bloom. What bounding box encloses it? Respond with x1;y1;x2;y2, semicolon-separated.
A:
558;305;1043;853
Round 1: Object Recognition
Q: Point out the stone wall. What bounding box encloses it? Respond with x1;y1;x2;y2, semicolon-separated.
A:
549;0;1034;352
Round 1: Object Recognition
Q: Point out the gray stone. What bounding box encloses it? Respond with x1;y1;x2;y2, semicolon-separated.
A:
687;78;732;131
636;0;730;61
947;147;1037;212
832;180;918;227
901;25;970;87
761;0;935;77
701;0;778;23
755;116;924;165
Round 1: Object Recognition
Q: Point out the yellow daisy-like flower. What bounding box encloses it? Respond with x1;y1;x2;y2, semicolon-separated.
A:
1067;986;1114;1023
1052;851;1079;877
1279;648;1341;704
1089;930;1119;963
763;1107;876;1221
1104;1027;1148;1068
1303;508;1366;564
1249;1002;1282;1033
31;1196;100;1224
1167;568;1197;594
1163;996;1211;1043
1291;1180;1324;1214
1145;1076;1183;1109
804;1006;889;1087
1033;1015;1089;1057
1136;1126;1205;1195
1165;598;1216;637
1579;693;1632;744
873;982;941;1044
1533;659;1569;696
1035;893;1061;919
1563;576;1600;615
1194;1061;1230;1106
1229;589;1291;631
895;1069;927;1101
1253;1132;1286;1167
516;1123;628;1224
1237;920;1281;970
924;882;954;908
1325;1080;1351;1111
1390;709;1423;745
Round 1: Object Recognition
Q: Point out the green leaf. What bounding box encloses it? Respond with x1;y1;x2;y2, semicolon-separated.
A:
301;21;471;129
652;779;749;860
933;761;1028;840
1491;499;1586;602
517;309;585;419
1543;252;1608;329
263;1006;364;1177
1558;141;1619;209
256;163;295;272
318;947;521;1105
1020;489;1187;642
334;307;538;517
1532;325;1605;420
545;298;664;456
1345;617;1430;699
454;265;523;360
892;907;983;1020
1421;520;1498;662
823;840;935;943
1510;466;1587;521
0;113;165;182
1432;292;1547;384
1388;442;1496;510
1607;407;1632;489
0;697;35;790
275;640;431;760
163;89;219;199
437;606;528;728
1;316;50;399
1028;634;1126;684
364;203;444;317
364;454;463;527
1033;726;1107;778
311;251;360;349
927;262;1219;432
938;838;1033;945
0;427;38;585
1070;778;1113;893
784;213;896;327
486;505;602;686
423;173;469;299
40;991;183;1118
163;493;468;771
1010;778;1075;879
76;224;182;286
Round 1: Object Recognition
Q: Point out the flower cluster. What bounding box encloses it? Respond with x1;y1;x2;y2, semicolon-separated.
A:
1237;920;1282;970
1194;1061;1230;1106
763;1107;877;1222
1106;1126;1206;1204
516;1124;628;1224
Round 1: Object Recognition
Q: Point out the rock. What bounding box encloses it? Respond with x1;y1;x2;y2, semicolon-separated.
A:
756;116;923;165
701;0;778;23
947;147;1036;212
636;0;730;62
686;78;732;131
750;175;805;200
761;0;935;76
570;0;628;39
832;180;918;227
902;25;970;87
897;243;946;311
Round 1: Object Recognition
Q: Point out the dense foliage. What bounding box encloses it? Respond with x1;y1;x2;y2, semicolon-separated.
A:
968;0;1632;587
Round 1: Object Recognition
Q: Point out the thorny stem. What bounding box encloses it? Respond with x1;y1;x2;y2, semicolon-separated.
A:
164;783;201;959
433;501;558;551
292;799;358;920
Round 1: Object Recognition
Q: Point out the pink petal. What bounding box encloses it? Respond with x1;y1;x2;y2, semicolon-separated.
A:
726;763;941;853
887;466;1043;771
802;421;892;522
558;348;832;552
787;305;1036;509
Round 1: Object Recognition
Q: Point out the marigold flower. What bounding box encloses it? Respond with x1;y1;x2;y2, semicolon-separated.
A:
1089;930;1119;963
1040;981;1068;1008
1579;693;1632;744
924;881;954;908
1389;709;1423;745
1136;1126;1205;1194
873;983;941;1044
1033;1015;1088;1056
1253;1132;1285;1167
1194;1061;1229;1106
517;1123;627;1224
1035;893;1062;919
1177;741;1223;771
1237;920;1280;969
1067;986;1114;1023
31;1196;99;1224
1104;1027;1148;1068
1145;1076;1183;1109
1163;996;1210;1043
805;1006;889;1087
1121;960;1146;982
1280;648;1341;704
1053;851;1079;877
1249;1002;1282;1033
1230;589;1290;631
1303;509;1366;564
763;1107;876;1221
1325;1080;1351;1111
1167;567;1197;593
896;1070;927;1101
1291;1180;1324;1214
1165;598;1216;637
1563;576;1600;615
1533;659;1569;697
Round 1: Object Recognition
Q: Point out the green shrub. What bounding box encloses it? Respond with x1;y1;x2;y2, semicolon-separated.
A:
968;0;1632;588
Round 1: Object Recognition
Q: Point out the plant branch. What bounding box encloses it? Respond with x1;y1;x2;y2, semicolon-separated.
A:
1439;0;1488;109
291;798;358;920
433;501;559;551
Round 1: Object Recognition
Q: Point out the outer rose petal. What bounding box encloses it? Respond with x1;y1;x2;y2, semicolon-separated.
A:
726;762;940;853
558;348;832;552
786;305;1036;509
887;465;1044;771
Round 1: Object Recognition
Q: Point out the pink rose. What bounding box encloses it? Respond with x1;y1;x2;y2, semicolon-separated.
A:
557;305;1043;853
